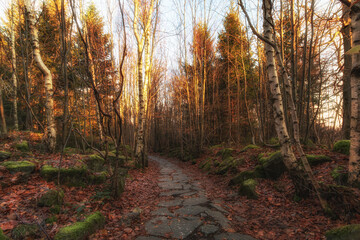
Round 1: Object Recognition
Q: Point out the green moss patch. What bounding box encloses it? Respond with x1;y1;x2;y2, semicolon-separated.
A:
306;155;332;166
215;157;241;175
228;168;264;186
261;152;286;179
1;161;35;174
86;155;105;172
11;224;39;240
331;166;348;185
0;151;11;162
38;189;64;207
41;165;87;186
325;224;360;240
238;179;258;199
54;212;105;240
88;171;107;184
216;148;234;160
0;228;9;240
333;140;350;155
15;141;29;152
240;144;260;153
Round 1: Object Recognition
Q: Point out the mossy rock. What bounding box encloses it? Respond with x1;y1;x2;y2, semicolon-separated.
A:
268;137;280;146
38;189;64;207
64;147;78;155
88;171;107;184
331;166;348;185
333;140;350;155
261;152;286;179
11;224;39;240
238;179;258;199
325;224;360;240
2;161;35;174
199;159;213;172
306;154;332;166
303;139;316;148
41;165;87;186
86;155;105;172
215;157;240;175
0;151;11;162
240;144;260;153
15;141;29;152
229;169;263;186
54;212;105;240
0;228;9;240
216;148;234;160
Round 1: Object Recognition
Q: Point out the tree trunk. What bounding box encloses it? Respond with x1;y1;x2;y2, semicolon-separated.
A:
349;0;360;186
11;0;19;131
342;1;352;140
0;88;7;135
25;0;56;152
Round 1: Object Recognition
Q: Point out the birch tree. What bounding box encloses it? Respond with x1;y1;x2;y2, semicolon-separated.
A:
348;0;360;186
25;0;56;151
11;0;19;131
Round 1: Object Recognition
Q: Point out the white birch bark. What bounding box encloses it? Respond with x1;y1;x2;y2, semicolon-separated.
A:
11;0;18;130
25;0;56;151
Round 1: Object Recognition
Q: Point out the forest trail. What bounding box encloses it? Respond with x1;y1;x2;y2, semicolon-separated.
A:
136;156;256;240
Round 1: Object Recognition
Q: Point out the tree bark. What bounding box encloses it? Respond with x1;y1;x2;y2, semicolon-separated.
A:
25;0;56;152
349;0;360;186
11;0;19;131
0;87;7;135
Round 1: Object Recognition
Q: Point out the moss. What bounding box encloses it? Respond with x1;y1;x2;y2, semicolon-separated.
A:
261;151;286;179
64;147;78;155
0;228;9;240
325;224;360;240
268;137;280;146
15;141;29;152
54;212;105;240
216;148;234;160
0;151;11;162
1;161;35;174
331;166;348;185
11;224;39;240
215;156;240;175
303;139;316;148
229;170;261;186
238;179;258;199
86;155;105;172
306;154;332;166
50;205;61;214
41;165;87;186
38;189;64;207
333;140;350;155
240;144;260;152
88;171;107;184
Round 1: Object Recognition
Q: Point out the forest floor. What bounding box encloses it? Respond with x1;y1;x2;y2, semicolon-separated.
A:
0;131;360;240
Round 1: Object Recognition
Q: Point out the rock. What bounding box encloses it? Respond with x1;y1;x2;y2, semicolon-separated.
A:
40;165;87;186
0;151;11;162
175;205;208;216
306;154;332;166
331;166;348;185
240;145;260;153
15;141;29;152
216;148;234;160
38;189;64;207
229;169;262;186
205;209;230;229
325;224;360;240
215;157;241;175
261;152;286;179
333;140;350;155
64;147;78;155
0;228;9;240
11;224;39;240
214;233;257;240
85;155;105;172
200;224;219;235
54;212;105;240
121;207;143;226
151;208;175;217
1;161;35;174
183;197;208;206
88;171;107;184
239;179;258;199
158;199;183;207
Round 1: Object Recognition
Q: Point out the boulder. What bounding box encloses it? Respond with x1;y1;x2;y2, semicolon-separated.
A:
228;168;264;186
333;140;350;155
54;212;105;240
11;224;39;240
261;152;286;179
38;189;64;207
86;155;105;172
216;148;234;160
331;166;348;185
0;151;11;162
40;165;87;186
240;145;260;153
306;155;332;166
2;161;35;174
239;179;258;199
15;141;29;152
325;224;360;240
215;157;241;175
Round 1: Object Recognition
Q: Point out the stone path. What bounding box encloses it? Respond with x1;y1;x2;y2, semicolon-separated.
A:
136;156;256;240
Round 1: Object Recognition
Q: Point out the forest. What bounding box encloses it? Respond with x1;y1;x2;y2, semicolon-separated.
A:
0;0;360;239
